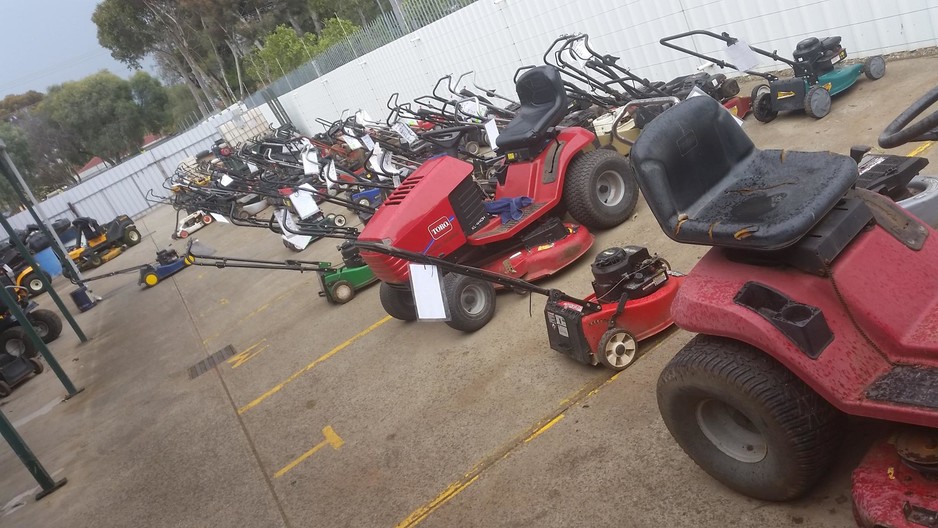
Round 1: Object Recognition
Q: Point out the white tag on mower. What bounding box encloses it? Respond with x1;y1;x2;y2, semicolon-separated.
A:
342;135;363;150
725;39;759;72
219;174;234;187
276;210;312;249
484;118;500;149
302;147;320;176
290;184;320;220
325;160;338;189
458;99;483;119
392;121;418;144
409;264;448;321
360;134;375;151
209;213;230;224
247;162;259;174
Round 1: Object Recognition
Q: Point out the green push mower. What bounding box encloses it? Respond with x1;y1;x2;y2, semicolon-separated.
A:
660;29;886;122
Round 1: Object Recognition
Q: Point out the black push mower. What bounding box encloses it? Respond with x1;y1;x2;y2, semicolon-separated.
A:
660;29;886;121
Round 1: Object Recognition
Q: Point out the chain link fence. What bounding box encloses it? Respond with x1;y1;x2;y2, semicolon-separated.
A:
244;0;475;108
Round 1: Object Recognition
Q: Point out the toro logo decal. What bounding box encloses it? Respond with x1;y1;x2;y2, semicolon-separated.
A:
428;217;453;240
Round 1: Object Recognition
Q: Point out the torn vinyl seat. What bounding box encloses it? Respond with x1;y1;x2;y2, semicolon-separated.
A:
630;96;858;251
495;65;569;155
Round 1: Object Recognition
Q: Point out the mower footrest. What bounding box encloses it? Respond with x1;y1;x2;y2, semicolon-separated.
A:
468;201;548;244
866;366;938;410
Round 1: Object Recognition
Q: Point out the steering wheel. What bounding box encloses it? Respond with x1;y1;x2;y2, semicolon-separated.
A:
879;86;938;149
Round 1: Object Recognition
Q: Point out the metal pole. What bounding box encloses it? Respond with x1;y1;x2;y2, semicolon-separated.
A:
0;271;82;397
0;143;83;283
0;410;67;500
388;0;410;32
0;142;88;343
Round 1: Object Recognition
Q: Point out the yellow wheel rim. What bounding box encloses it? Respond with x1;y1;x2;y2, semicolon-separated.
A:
184;255;195;266
144;273;159;286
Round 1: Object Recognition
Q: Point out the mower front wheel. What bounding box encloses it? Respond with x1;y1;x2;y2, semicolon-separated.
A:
87;253;104;268
804;85;832;119
0;327;36;358
863;55;886;81
124;227;142;246
21;271;47;296
750;84;777;123
379;282;417;321
443;274;496;333
27;309;63;343
563;149;638;230
142;271;160;287
657;335;843;501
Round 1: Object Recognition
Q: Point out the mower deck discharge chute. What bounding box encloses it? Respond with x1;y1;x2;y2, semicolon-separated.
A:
359;65;639;332
630;91;938;525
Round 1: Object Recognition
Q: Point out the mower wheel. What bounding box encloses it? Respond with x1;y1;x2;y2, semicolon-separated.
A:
804;85;831;119
330;280;355;304
863;55;886;81
143;272;159;287
657;335;844;501
202;214;214;224
282;239;304;252
29;357;44;375
21;271;47;296
596;329;638;371
443;274;496;332
563;149;638;230
27;309;63;343
124;227;143;246
332;214;347;227
88;253;104;268
0;327;36;358
178;230;189;239
379;282;417;321
751;84;777;123
0;381;10;397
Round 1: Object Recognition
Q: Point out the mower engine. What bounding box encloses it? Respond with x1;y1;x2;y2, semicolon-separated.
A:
545;246;678;369
156;249;180;266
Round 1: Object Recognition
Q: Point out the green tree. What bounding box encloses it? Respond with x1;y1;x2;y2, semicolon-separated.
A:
130;71;171;133
166;83;201;130
39;71;147;166
0;91;44;121
244;18;360;85
0;122;38;211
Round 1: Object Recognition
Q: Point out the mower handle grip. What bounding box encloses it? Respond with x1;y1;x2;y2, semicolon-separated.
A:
879;85;938;149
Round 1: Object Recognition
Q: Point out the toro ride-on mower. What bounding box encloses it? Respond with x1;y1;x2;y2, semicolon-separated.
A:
660;29;886;122
358;65;641;332
629;89;938;526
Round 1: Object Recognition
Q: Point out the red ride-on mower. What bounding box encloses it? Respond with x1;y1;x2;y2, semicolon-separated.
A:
630;92;938;526
359;65;639;332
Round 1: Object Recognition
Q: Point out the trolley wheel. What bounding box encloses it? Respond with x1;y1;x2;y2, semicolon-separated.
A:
596;328;638;371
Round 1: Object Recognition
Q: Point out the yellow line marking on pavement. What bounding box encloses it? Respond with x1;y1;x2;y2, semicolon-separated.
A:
227;339;268;369
523;414;564;443
395;335;676;528
238;316;393;414
273;426;344;478
906;141;934;158
202;289;296;344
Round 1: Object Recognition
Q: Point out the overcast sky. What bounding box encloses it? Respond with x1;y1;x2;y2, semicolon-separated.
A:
0;0;138;97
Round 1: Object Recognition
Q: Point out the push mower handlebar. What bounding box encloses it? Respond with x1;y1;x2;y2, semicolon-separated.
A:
879;85;938;149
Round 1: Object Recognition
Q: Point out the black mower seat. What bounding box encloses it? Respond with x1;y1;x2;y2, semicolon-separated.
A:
630;96;858;251
496;66;568;153
793;36;842;60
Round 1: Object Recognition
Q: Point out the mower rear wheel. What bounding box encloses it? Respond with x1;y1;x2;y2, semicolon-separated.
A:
563;149;638;230
330;280;355;304
29;358;44;375
596;329;638;371
202;214;214;224
143;272;159;287
124;227;142;246
379;282;417;321
443;274;496;332
27;309;63;343
863;55;886;80
332;214;347;227
0;327;36;358
750;85;777;123
657;335;844;501
88;253;104;268
804;85;832;119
